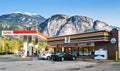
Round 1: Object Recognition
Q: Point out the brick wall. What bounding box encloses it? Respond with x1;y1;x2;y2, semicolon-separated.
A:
95;29;119;60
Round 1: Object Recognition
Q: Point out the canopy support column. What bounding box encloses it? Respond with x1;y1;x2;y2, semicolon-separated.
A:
23;36;28;57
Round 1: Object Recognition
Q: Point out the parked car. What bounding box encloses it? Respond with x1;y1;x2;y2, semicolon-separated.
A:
38;52;52;60
51;52;76;61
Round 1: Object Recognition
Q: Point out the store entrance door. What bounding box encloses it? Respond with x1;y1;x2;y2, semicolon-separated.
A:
64;47;71;54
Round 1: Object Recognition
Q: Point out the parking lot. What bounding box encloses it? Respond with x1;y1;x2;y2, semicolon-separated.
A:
0;60;96;71
0;55;120;71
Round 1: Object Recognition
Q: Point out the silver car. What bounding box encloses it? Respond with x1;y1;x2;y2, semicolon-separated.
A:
38;52;52;60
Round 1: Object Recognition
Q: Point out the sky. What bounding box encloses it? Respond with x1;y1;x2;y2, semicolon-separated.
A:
0;0;120;27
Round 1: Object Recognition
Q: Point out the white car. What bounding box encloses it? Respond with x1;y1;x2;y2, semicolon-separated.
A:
38;52;52;60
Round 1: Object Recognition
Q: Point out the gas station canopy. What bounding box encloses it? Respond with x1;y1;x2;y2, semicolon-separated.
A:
2;30;48;40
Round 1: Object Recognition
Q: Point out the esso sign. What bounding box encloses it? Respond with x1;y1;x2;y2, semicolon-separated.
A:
2;31;13;35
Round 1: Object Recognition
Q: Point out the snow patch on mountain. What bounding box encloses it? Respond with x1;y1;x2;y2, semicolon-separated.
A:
13;12;38;16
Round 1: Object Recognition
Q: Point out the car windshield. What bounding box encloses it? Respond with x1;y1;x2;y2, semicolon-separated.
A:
56;52;64;55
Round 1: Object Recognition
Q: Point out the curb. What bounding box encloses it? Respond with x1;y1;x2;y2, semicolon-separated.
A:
76;58;114;62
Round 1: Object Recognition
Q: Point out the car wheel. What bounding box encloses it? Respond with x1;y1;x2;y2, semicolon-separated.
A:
72;57;75;60
47;56;51;60
61;57;64;61
51;57;55;61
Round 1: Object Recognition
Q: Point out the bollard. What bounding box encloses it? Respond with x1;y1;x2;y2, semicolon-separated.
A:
115;50;118;61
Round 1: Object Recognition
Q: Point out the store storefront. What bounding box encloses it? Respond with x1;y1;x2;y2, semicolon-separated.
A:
48;29;120;60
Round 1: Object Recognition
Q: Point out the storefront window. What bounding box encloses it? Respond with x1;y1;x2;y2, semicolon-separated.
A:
79;47;93;56
54;47;62;53
58;47;62;52
64;47;70;53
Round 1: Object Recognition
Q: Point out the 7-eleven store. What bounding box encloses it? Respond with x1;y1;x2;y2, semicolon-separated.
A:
2;30;47;57
48;29;120;60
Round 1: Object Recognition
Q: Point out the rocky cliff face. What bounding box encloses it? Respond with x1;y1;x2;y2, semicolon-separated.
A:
58;15;94;36
40;14;112;37
94;20;112;32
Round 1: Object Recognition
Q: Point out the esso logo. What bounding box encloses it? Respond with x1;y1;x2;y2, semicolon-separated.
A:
2;31;13;35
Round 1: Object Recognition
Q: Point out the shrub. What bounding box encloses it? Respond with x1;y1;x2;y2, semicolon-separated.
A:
0;52;6;55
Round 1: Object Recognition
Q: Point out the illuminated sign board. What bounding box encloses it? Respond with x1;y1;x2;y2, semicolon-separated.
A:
64;36;70;43
110;38;116;44
94;49;108;59
2;31;13;35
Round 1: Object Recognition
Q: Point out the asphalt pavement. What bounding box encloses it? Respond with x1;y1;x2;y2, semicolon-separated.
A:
0;54;120;71
0;54;33;62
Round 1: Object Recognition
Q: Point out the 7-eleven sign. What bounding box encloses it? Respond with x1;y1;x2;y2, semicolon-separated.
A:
64;36;70;43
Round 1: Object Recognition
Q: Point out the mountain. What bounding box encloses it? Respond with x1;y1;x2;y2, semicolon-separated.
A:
39;14;112;37
0;12;46;30
94;20;112;32
0;12;115;37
